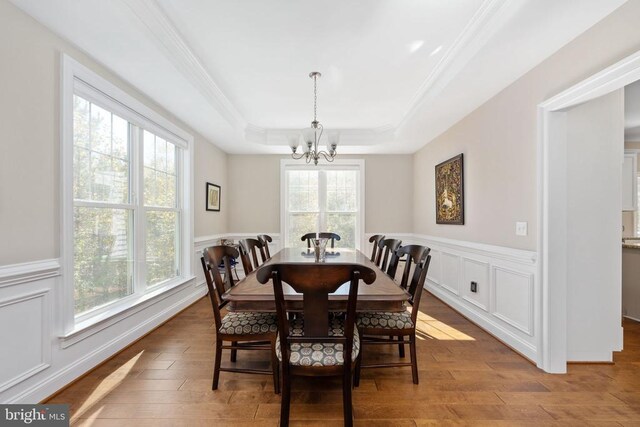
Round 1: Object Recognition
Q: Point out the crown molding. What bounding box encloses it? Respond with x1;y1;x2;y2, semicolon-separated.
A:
122;0;247;133
394;0;511;131
244;125;396;147
121;0;511;149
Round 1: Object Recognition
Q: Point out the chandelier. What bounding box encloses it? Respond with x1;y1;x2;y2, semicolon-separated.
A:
289;71;338;165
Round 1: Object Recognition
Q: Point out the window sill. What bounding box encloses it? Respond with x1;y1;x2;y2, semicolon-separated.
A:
59;275;196;349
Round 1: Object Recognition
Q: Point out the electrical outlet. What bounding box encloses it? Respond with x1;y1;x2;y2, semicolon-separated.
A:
470;281;478;293
515;221;528;236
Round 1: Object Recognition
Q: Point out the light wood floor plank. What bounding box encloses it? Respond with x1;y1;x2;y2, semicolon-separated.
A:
41;294;640;425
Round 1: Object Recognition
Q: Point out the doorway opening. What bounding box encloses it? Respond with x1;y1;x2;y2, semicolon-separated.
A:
538;50;640;373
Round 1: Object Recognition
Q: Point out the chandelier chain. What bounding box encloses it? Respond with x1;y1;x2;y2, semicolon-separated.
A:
313;74;318;124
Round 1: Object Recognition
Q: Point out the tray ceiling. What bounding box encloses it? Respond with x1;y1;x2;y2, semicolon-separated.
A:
10;0;627;153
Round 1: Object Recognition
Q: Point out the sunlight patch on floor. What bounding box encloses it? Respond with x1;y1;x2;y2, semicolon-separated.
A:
70;351;144;421
414;311;476;341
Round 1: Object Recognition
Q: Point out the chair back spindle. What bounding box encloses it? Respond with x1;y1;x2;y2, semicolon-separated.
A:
239;238;267;274
394;245;432;323
257;234;273;259
375;238;402;276
368;234;385;263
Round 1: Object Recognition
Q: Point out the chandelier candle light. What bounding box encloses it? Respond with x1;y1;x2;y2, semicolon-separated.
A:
289;71;338;165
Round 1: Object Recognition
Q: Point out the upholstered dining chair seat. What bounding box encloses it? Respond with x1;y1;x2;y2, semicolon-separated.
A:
275;317;360;366
218;311;279;335
356;310;414;330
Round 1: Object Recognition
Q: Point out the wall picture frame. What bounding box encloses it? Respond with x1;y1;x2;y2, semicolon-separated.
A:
206;182;221;212
435;153;464;225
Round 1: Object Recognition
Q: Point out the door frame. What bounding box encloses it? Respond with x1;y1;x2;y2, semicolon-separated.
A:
538;49;640;373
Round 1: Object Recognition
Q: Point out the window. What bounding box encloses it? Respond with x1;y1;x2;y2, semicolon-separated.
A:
72;97;135;314
62;55;193;330
281;160;364;249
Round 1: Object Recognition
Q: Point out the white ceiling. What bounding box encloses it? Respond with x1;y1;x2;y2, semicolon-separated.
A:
11;0;627;154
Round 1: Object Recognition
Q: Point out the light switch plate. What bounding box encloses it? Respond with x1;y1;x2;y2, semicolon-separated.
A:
516;221;528;236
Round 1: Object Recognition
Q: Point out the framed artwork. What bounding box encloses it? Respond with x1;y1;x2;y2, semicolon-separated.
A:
206;182;221;212
435;154;464;225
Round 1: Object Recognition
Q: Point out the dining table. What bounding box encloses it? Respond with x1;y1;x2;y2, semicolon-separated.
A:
222;247;409;312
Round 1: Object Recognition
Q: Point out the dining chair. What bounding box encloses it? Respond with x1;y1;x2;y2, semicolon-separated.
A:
300;232;341;248
201;246;279;392
355;245;431;385
257;234;274;259
239;238;267;275
368;234;385;262
256;263;376;427
217;241;240;282
375;238;402;276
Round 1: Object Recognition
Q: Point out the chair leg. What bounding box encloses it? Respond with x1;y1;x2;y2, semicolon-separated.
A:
353;348;362;388
410;333;419;384
398;335;405;358
230;341;237;362
280;365;291;427
343;365;353;427
212;338;223;390
271;340;280;394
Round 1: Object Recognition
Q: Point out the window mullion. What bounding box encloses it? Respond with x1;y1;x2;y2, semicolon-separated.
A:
133;125;146;295
175;147;183;277
319;170;327;231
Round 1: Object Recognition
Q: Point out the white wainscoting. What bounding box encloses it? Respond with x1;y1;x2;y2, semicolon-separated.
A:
1;231;537;403
365;233;539;364
0;288;51;393
0;258;204;404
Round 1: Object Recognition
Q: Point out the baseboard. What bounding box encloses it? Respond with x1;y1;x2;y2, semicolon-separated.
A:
426;282;537;362
9;287;206;403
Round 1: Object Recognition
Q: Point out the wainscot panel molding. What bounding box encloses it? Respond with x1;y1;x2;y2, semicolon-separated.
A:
365;233;539;364
0;288;51;393
0;256;204;404
0;259;61;288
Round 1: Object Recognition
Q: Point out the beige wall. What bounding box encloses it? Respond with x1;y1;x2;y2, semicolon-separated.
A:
227;154;413;234
413;0;640;251
0;0;227;265
227;155;281;233
194;140;228;237
623;212;635;238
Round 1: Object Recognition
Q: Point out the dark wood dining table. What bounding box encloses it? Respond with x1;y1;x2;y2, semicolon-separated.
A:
222;248;409;312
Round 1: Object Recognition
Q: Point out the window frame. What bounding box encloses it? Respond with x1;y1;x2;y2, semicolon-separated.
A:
280;159;365;250
60;54;194;337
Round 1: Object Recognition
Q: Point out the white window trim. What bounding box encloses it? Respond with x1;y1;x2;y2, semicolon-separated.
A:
280;159;365;250
60;54;194;338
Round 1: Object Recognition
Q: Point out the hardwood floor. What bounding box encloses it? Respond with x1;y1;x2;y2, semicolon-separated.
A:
47;294;640;426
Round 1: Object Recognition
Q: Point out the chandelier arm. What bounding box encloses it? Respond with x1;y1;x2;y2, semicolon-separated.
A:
317;151;335;162
315;124;323;154
291;151;306;160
